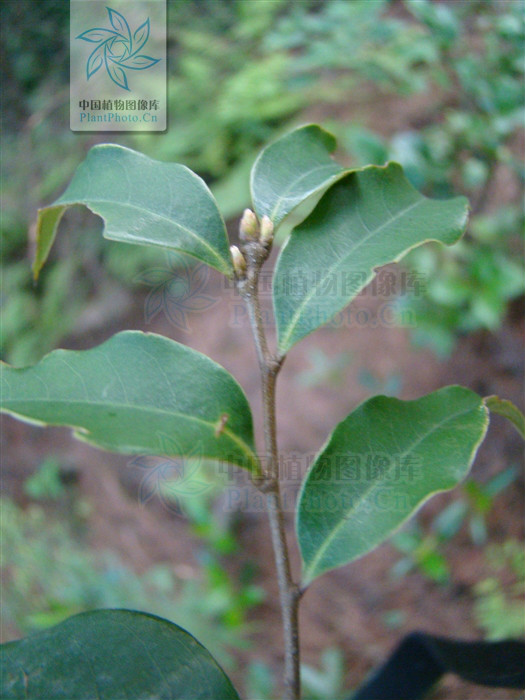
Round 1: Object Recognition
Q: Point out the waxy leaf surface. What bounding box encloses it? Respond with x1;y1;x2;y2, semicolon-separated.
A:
0;331;258;472
274;163;469;353
34;145;232;278
0;609;240;699
297;387;488;584
250;124;348;227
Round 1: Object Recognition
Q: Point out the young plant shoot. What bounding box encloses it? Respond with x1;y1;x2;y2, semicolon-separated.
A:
3;125;522;700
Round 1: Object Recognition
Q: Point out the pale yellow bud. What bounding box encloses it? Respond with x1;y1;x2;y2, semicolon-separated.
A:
239;208;259;240
260;215;274;244
230;245;247;277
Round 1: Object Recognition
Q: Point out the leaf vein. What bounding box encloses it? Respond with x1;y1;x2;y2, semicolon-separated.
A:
303;403;481;580
279;198;421;350
270;164;341;221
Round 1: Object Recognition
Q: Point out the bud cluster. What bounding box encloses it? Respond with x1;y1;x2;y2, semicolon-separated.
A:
239;208;274;246
230;208;275;280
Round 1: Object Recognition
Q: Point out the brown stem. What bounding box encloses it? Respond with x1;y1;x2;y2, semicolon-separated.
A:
238;244;301;700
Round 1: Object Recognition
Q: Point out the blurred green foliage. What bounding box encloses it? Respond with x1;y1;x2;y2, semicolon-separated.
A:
245;647;346;700
158;459;266;626
2;256;85;368
134;1;309;203
340;0;524;354
391;466;519;584
300;648;347;700
265;0;435;95
1;491;261;668
23;457;68;501
3;453;265;669
3;0;522;364
391;524;451;584
434;466;519;546
473;540;525;640
0;1;68;121
295;348;354;389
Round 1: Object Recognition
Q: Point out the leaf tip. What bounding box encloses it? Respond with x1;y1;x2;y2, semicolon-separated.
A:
31;260;41;283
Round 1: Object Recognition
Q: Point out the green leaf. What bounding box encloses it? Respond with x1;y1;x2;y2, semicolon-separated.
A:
0;609;240;699
297;386;488;584
484;395;525;439
250;124;348;227
34;145;233;279
0;331;258;472
273;163;469;353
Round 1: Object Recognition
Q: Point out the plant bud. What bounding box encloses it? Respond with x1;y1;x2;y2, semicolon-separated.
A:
260;215;274;245
239;208;259;240
230;245;247;277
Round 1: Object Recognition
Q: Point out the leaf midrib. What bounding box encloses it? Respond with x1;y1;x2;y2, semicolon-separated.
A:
3;398;256;465
302;402;481;582
59;196;230;274
278;198;421;351
269;163;344;221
